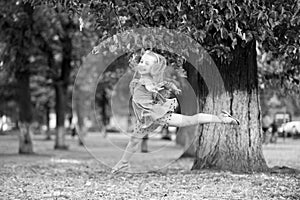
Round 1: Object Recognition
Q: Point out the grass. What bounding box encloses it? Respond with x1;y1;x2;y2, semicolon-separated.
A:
0;132;300;199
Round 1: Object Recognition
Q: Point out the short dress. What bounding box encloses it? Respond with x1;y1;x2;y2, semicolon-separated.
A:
130;77;178;138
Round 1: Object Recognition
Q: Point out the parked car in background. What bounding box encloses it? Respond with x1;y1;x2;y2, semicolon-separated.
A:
274;112;291;127
274;112;292;137
278;121;300;138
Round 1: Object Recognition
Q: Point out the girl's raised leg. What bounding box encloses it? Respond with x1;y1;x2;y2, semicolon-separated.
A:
164;111;239;127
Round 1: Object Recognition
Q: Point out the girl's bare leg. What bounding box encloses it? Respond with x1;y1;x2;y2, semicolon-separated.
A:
112;123;160;173
120;137;141;162
111;136;141;173
112;112;239;172
165;113;238;127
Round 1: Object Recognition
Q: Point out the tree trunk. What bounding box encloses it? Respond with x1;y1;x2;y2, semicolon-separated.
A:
12;2;35;154
45;103;52;140
54;82;68;149
54;31;72;150
76;107;87;146
16;71;34;154
192;40;268;173
73;84;87;146
18;122;34;154
141;134;148;152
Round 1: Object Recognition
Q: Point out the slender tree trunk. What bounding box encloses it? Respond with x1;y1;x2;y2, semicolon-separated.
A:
54;31;72;149
45;103;52;140
192;40;268;173
16;71;34;154
54;82;68;149
73;84;87;146
76;105;87;146
0;114;3;133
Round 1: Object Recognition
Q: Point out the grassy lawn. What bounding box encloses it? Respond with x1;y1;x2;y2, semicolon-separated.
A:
0;132;299;199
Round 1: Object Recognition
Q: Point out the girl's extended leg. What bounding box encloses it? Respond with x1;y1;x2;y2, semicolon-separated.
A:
112;111;239;172
163;112;239;127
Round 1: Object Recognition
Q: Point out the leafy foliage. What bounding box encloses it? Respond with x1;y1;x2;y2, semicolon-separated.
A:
21;0;300;94
76;0;300;94
0;0;99;123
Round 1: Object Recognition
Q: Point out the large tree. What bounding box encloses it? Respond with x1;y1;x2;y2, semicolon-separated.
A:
26;0;299;172
84;0;299;173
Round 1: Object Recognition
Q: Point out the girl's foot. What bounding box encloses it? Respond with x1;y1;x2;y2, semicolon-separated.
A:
219;110;240;125
111;161;130;173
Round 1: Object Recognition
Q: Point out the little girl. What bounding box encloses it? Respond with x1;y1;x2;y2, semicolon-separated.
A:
111;50;240;173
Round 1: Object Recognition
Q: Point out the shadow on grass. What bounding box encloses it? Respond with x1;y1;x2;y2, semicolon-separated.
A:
0;152;54;158
270;166;300;174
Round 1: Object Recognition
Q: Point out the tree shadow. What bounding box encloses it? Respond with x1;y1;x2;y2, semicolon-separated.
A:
270;166;300;174
0;152;53;158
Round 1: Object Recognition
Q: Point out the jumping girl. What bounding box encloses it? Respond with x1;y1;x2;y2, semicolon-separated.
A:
111;50;240;173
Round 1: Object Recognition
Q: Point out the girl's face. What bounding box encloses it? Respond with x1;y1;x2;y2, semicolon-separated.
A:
137;53;157;75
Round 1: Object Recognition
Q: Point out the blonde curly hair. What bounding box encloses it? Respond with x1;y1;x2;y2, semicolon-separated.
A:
144;50;167;83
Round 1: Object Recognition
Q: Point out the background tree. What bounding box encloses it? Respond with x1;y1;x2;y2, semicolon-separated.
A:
0;0;97;152
27;1;97;149
0;1;39;153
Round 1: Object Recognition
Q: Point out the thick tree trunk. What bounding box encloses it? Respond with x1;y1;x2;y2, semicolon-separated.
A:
16;71;34;154
192;40;268;173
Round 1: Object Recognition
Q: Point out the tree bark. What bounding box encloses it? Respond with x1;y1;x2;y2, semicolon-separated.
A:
192;40;268;173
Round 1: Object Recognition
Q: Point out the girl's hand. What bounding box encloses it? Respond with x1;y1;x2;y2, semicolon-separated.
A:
155;86;164;91
156;82;166;88
174;88;182;95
